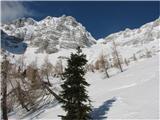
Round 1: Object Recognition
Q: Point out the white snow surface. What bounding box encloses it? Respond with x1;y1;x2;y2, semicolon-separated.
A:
9;54;159;120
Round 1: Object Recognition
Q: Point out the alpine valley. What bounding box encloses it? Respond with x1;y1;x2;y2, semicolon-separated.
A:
1;15;159;119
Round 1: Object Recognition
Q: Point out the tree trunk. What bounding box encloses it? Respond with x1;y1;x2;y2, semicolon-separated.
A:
117;58;123;72
1;60;9;120
42;82;65;102
46;74;52;87
105;68;109;78
17;83;30;111
113;40;123;72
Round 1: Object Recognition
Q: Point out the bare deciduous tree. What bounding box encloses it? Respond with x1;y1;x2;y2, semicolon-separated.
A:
94;60;100;70
99;53;110;78
133;54;137;61
16;55;26;73
86;64;94;72
41;56;53;86
124;58;129;66
1;55;65;117
112;40;123;72
54;59;63;76
16;82;30;111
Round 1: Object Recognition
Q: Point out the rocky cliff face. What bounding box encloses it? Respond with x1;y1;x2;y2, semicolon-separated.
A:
1;15;96;53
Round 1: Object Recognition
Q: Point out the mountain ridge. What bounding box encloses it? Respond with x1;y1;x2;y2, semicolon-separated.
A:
1;15;96;53
1;16;159;68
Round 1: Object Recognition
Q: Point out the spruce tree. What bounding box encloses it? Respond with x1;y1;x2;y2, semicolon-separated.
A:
60;47;92;120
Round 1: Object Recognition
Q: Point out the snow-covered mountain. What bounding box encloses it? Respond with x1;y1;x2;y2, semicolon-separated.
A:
1;15;96;53
1;16;159;67
97;18;160;58
1;16;159;119
85;18;160;65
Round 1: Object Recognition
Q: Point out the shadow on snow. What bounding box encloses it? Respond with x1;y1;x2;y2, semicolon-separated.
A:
91;97;117;120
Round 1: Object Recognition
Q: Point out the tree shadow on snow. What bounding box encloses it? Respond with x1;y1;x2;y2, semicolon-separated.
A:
109;68;128;78
91;97;117;120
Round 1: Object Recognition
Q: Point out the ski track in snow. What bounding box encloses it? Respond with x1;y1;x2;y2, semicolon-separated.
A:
108;83;137;92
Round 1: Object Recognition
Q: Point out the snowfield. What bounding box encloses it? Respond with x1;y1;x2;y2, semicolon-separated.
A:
9;54;159;120
87;54;159;119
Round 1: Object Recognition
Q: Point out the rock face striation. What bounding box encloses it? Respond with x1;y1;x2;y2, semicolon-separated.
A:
1;15;96;53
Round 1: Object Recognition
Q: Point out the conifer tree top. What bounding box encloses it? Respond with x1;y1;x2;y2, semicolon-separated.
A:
59;46;92;120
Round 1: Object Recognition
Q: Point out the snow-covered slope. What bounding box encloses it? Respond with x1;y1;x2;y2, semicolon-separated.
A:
9;52;159;119
1;15;96;53
88;54;159;119
96;18;160;62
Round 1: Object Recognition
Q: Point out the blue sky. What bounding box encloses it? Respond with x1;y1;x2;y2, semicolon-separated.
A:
2;1;159;39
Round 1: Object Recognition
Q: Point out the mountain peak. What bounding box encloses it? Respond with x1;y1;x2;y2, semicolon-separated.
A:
1;15;96;54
